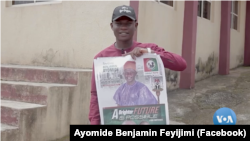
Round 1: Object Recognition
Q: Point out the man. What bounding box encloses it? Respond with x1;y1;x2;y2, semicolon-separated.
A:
89;5;187;125
113;61;158;106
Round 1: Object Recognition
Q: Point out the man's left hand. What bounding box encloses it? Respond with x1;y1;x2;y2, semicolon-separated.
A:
122;47;151;59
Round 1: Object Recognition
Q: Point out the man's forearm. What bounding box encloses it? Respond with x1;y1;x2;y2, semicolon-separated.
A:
148;45;187;71
158;51;187;71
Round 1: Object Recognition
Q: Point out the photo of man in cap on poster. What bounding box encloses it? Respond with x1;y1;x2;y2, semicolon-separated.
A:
113;61;158;106
89;5;187;125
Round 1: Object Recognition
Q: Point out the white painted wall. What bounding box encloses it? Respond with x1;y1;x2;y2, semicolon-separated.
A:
1;1;129;68
137;1;185;90
230;1;246;69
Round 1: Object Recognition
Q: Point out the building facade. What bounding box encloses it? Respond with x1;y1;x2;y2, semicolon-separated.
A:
134;0;250;89
1;1;250;140
2;0;250;90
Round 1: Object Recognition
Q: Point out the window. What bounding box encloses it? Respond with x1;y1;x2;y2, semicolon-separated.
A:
12;0;57;5
231;1;238;30
198;0;211;20
159;0;173;7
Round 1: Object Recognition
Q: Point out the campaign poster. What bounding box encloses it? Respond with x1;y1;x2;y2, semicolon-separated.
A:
94;53;169;125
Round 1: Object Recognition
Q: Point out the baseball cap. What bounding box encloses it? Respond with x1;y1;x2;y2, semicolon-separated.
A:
112;5;137;22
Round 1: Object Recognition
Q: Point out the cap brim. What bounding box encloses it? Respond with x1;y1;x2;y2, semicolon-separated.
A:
113;15;136;21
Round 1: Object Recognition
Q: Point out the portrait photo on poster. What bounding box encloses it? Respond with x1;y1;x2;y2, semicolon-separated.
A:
94;54;170;125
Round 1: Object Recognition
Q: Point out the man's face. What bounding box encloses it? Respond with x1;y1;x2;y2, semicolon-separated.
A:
111;16;138;41
123;69;137;83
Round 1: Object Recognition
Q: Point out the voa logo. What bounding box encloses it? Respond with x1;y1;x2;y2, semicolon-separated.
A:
216;115;233;123
213;107;237;125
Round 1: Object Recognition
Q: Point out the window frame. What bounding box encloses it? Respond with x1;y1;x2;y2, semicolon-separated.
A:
155;0;175;8
231;1;239;30
198;0;212;21
11;0;62;7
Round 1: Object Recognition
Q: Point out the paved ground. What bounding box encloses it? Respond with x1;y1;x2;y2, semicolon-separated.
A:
48;67;250;141
168;66;250;125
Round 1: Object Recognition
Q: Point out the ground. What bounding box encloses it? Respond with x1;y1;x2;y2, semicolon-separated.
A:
168;66;250;125
40;66;250;141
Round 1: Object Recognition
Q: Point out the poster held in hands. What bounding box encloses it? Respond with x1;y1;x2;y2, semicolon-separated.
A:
94;53;169;125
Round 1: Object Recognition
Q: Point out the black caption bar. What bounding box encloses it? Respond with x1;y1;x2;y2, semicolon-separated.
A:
70;125;249;139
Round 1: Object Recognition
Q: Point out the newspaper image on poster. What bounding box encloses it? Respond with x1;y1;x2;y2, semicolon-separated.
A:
94;53;169;125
